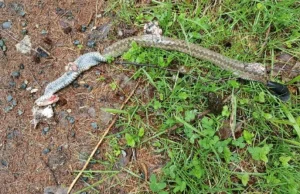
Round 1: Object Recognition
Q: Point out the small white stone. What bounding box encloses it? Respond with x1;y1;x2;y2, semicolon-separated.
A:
66;109;72;113
30;88;39;93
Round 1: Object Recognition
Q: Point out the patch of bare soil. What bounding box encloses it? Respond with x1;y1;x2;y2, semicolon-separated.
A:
0;1;162;193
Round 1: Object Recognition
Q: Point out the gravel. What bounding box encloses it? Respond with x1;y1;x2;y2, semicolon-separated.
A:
11;71;20;78
19;63;24;69
73;40;80;46
91;122;98;130
9;81;16;87
42;148;51;154
20;82;27;89
87;40;96;48
6;95;13;102
2;21;12;29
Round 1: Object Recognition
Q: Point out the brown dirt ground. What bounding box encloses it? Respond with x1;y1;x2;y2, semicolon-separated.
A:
0;1;163;193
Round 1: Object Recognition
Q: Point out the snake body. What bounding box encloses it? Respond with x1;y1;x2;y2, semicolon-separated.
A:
35;34;279;106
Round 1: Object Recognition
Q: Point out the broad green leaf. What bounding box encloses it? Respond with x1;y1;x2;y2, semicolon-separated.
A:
243;130;254;144
279;156;292;167
125;133;135;147
138;127;145;137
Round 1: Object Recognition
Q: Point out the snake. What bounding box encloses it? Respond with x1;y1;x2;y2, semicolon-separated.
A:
34;34;290;106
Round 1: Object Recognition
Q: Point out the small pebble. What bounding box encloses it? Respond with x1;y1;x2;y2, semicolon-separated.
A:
18;109;23;115
42;127;50;135
0;2;5;8
6;95;13;102
72;81;80;88
91;122;98;130
67;116;75;124
19;63;24;69
83;84;89;88
117;30;123;37
71;131;76;137
20;82;27;90
21;29;27;35
19;10;26;17
41;29;48;35
12;100;17;106
66;109;72;113
43;148;51;154
37;47;49;58
11;71;20;78
2;21;12;29
21;21;27;27
81;25;87;32
73;40;80;46
7;132;14;139
116;133;122;138
87;40;96;48
1;159;8;167
0;39;4;47
4;106;13;113
9;81;16;87
57;146;63;152
87;86;93;92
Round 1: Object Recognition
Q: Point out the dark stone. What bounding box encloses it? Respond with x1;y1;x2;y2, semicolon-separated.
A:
21;29;27;35
43;148;51;155
72;80;80;88
20;82;27;89
11;71;20;78
19;63;24;69
81;25;87;32
73;40;80;46
87;40;96;48
67;116;75;124
1;159;8;167
9;81;16;87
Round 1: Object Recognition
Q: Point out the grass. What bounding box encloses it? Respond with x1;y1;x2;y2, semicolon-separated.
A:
78;1;300;193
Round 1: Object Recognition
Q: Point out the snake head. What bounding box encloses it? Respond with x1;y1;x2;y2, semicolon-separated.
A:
35;94;59;106
267;81;290;102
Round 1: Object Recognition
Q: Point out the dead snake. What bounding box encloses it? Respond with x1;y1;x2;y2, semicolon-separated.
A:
35;34;290;106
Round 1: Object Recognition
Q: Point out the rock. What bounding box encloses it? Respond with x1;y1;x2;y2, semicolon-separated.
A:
81;25;87;32
4;106;13;113
87;40;96;48
87;86;93;92
21;29;27;35
0;159;7;167
19;63;24;69
6;95;13;102
21;21;27;27
91;122;98;130
66;116;75;124
42;148;51;155
20;82;27;89
42;127;50;135
0;2;5;8
19;10;26;17
73;40;80;46
9;81;16;87
15;35;32;54
41;30;48;35
2;21;12;29
18;109;23;115
12;99;17;106
11;71;20;78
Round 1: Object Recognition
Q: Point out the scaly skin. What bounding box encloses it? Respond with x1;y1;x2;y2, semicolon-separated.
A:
35;35;271;106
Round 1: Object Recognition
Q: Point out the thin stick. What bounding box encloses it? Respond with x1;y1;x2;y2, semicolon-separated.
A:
67;79;141;194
